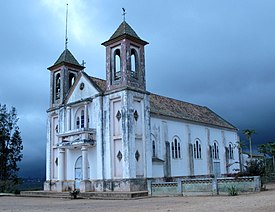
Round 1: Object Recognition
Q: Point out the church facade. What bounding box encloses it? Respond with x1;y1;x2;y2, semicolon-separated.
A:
44;21;240;192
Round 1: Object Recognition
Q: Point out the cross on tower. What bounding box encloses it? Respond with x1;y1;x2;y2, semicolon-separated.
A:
122;8;126;21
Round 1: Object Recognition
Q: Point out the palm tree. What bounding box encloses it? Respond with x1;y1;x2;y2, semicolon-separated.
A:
243;129;256;159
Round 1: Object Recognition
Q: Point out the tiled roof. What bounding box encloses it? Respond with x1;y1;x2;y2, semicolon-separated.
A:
109;21;140;40
88;76;236;130
150;94;236;130
90;77;106;92
54;49;81;66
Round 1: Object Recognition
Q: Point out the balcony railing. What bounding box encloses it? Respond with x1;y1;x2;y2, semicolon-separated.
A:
56;128;96;148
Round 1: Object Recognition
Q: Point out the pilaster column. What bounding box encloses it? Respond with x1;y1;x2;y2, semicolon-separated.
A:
58;148;65;181
66;106;71;131
84;102;89;128
46;115;51;181
81;146;88;180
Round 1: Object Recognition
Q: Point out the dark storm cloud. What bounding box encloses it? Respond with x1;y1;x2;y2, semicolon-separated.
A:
1;0;275;177
143;1;275;147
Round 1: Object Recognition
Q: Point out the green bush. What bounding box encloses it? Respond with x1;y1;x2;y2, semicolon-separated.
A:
227;186;238;196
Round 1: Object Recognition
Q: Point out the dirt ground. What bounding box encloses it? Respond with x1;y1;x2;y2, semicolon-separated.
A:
1;184;275;212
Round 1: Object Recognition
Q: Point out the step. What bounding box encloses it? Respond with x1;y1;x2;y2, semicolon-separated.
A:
20;190;148;200
20;191;71;198
80;191;148;199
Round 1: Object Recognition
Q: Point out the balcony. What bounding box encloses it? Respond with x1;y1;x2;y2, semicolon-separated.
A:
56;128;96;149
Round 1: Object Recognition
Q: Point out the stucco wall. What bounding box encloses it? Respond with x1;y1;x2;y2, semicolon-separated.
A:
150;115;239;178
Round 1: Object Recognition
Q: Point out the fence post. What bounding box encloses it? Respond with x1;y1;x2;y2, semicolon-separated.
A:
253;176;261;192
176;178;182;195
147;179;152;196
212;178;219;195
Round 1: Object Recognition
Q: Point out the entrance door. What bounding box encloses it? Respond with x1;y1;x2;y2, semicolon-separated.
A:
75;156;82;189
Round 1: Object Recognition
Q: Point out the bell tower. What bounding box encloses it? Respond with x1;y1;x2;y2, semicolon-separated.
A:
102;21;148;92
101;21;151;191
47;49;84;107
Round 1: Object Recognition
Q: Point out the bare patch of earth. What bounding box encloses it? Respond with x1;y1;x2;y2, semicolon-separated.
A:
1;184;275;212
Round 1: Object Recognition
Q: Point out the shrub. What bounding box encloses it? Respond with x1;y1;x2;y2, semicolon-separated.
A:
242;159;266;177
227;186;238;196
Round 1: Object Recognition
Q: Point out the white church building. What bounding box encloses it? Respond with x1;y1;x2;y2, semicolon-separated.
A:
44;21;240;192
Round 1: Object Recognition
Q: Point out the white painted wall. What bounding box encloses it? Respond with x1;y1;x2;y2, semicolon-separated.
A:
150;115;239;178
67;76;99;104
46;71;239;188
152;163;164;177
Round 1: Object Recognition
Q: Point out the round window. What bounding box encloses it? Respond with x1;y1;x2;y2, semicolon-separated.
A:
79;82;85;90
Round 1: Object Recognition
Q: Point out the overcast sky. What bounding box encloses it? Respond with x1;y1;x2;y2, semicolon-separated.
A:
1;0;275;178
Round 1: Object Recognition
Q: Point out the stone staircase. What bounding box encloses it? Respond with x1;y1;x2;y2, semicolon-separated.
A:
20;190;148;200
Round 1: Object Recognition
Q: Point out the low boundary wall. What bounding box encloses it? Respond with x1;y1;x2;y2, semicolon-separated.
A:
150;176;261;196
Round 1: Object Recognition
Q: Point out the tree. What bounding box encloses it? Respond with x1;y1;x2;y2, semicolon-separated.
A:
235;140;247;172
258;142;275;172
243;129;256;159
0;104;23;192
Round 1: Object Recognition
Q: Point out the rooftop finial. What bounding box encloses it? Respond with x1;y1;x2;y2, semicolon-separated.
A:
65;3;69;49
122;8;126;22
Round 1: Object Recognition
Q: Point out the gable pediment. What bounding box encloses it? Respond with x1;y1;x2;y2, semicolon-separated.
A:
65;72;101;104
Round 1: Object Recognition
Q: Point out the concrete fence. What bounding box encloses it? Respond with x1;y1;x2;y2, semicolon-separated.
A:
149;176;261;196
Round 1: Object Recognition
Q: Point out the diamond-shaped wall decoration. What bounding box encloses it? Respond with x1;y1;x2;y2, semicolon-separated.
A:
117;150;122;161
116;110;122;121
55;157;58;166
55;125;59;133
134;110;139;121
135;150;140;161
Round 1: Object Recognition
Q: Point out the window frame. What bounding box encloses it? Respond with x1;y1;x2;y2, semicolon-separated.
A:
212;141;219;160
229;143;234;160
151;134;158;158
55;72;61;100
130;48;139;79
172;137;181;159
74;107;86;129
80;110;84;128
113;48;121;81
194;139;202;159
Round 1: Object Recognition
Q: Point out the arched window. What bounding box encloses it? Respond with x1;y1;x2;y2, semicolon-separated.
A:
75;107;86;129
55;73;61;100
212;141;219;160
113;49;121;80
194;139;202;159
130;49;138;78
76;117;80;129
80;110;84;128
229;143;234;159
151;134;158;158
172;138;181;159
69;73;75;89
152;140;156;158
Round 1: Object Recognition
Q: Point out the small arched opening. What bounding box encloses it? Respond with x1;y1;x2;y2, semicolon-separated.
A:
55;73;61;100
69;73;75;89
113;49;121;80
130;48;138;78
